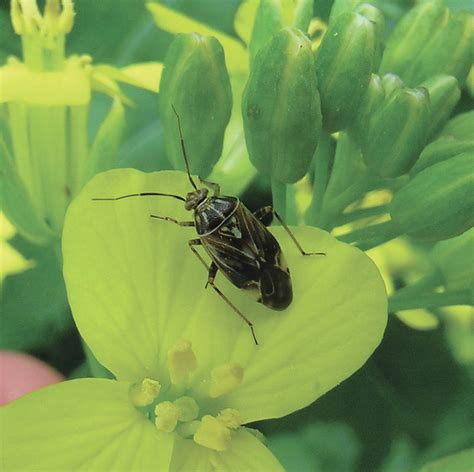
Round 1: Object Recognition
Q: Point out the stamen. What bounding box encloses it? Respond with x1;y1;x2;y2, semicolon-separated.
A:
217;409;241;430
194;415;232;451
167;339;197;385
176;420;201;439
58;0;75;33
209;363;244;398
174;396;199;422
129;378;161;406
155;401;180;433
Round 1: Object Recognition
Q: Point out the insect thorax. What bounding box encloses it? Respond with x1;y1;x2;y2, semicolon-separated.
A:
194;196;239;236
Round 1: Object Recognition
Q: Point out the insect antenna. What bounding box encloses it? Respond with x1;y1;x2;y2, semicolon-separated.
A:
92;192;186;202
171;104;198;191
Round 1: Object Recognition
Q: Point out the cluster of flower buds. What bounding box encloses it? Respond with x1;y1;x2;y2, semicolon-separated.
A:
153;0;473;243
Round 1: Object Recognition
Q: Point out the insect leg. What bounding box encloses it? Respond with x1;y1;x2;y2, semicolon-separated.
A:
198;177;221;196
150;215;195;227
258;206;326;257
253;207;274;227
188;239;258;345
205;263;218;289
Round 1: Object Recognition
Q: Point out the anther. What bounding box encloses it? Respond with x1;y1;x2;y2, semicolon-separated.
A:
194;415;232;451
209;363;244;398
129;378;161;407
155;401;180;433
167;339;197;385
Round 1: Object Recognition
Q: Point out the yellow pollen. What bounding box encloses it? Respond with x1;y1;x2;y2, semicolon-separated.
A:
209;363;244;398
167;339;197;385
155;401;180;433
174;396;199;422
194;415;232;451
217;409;242;430
129;378;161;407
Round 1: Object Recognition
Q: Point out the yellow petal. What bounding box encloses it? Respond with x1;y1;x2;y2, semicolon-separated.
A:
0;56;90;105
146;2;248;73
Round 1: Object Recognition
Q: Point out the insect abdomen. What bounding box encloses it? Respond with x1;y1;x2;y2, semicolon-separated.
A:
260;267;293;310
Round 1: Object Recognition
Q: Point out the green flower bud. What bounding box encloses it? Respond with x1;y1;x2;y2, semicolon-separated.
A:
381;73;404;97
249;0;313;64
242;28;322;183
249;0;283;63
159;33;232;177
431;229;474;292
411;137;474;175
440;110;474;141
403;12;474;87
421;75;461;141
362;87;430;177
354;4;385;70
315;12;375;132
379;0;450;79
328;0;364;25
390;152;474;240
351;73;385;142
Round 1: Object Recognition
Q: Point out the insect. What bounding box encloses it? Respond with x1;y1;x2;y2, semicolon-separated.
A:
94;106;325;344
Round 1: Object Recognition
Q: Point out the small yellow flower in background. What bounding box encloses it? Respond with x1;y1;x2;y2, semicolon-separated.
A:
0;170;387;470
0;0;162;247
0;212;34;284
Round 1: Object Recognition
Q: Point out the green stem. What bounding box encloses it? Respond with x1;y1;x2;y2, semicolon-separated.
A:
271;178;287;223
389;271;444;300
305;133;333;226
338;220;401;245
317;173;374;230
356;233;399;251
335;204;389;226
388;290;472;312
69;105;89;195
285;184;297;225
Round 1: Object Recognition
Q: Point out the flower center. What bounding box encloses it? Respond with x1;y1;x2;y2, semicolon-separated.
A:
129;339;245;451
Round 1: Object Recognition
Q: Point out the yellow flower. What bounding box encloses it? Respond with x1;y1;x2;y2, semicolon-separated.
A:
1;170;387;470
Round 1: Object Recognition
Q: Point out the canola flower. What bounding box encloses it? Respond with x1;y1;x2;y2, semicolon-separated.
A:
1;0;161;245
1;170;387;470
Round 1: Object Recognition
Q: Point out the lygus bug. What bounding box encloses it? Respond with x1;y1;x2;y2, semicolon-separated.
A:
94;106;325;344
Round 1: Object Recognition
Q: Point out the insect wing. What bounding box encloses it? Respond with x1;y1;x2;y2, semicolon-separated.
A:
202;204;292;308
201;210;262;288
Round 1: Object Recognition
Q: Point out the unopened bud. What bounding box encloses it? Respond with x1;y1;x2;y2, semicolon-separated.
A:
390;152;474;240
362;86;430;177
159;33;232;177
379;0;450;81
421;75;461;140
242;27;322;183
315;12;375;131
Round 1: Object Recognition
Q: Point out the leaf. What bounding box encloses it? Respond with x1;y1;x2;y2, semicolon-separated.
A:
419;448;474;472
63;169;387;423
0;235;68;350
146;2;248;73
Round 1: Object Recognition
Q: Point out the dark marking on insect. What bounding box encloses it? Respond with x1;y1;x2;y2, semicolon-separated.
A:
93;106;325;345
